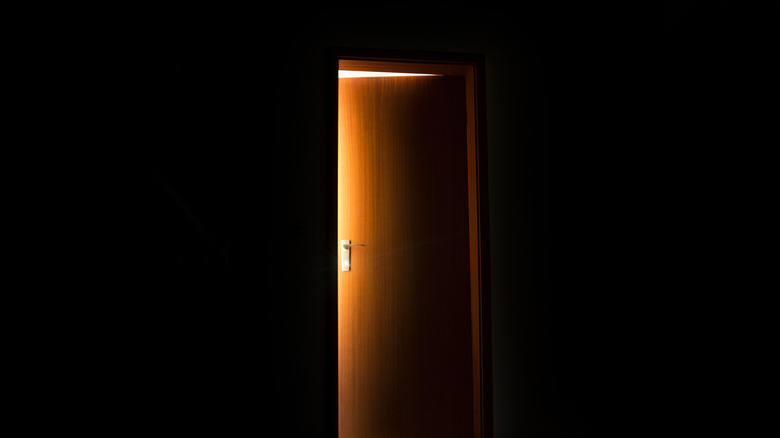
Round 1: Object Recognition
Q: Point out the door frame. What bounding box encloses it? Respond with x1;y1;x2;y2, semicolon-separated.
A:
327;48;492;438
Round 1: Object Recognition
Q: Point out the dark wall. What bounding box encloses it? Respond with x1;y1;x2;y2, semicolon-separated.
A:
85;3;775;436
661;2;777;435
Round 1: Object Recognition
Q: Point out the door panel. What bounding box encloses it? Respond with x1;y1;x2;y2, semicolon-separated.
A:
338;76;473;437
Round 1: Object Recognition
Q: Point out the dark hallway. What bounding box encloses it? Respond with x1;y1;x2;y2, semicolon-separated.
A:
62;2;776;436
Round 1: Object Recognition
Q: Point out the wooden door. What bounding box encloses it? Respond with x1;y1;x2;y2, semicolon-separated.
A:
338;74;475;437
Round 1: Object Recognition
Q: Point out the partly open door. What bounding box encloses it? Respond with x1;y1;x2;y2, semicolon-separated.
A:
337;53;490;438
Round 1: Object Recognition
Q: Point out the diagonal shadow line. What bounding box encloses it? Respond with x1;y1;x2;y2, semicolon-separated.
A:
152;168;226;258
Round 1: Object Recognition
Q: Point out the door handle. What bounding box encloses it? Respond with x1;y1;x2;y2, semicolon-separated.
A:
341;240;365;271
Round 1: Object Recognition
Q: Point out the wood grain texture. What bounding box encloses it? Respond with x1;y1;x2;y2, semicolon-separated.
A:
338;76;473;437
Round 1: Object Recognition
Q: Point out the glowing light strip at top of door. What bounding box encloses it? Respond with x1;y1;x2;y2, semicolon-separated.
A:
338;70;441;78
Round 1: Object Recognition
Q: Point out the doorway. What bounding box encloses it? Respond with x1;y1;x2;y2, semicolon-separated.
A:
334;50;491;438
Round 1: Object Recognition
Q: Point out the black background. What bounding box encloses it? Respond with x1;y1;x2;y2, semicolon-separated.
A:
35;2;777;436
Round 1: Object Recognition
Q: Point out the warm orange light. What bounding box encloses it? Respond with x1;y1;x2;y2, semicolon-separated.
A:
338;70;440;78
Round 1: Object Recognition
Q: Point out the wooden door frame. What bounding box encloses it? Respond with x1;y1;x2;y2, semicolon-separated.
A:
327;48;492;438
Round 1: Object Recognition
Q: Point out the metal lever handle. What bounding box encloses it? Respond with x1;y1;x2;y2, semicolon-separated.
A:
341;240;365;271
